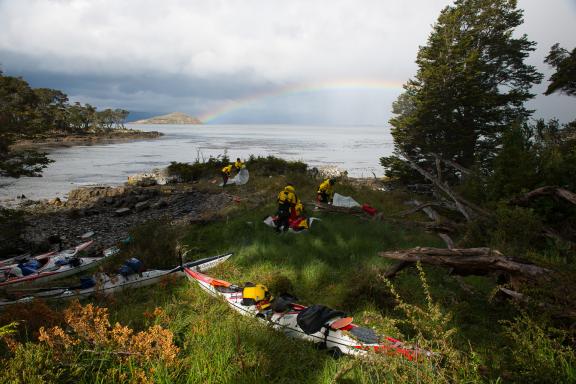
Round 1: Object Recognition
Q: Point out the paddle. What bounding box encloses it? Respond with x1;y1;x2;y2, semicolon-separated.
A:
171;252;232;273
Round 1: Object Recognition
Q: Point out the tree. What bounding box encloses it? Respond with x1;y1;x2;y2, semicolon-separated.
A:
544;44;576;96
0;71;53;177
0;70;132;177
383;0;542;180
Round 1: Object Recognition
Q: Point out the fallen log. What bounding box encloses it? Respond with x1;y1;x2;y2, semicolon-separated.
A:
379;247;550;277
311;201;365;215
382;261;410;278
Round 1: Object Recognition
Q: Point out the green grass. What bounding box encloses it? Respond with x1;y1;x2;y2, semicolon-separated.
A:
1;170;574;383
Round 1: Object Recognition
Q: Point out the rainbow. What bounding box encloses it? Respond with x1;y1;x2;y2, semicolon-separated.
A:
198;79;405;123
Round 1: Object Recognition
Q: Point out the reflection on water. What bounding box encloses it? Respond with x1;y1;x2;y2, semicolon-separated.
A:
0;124;393;202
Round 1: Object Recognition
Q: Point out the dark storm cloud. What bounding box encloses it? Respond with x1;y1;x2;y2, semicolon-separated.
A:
1;50;274;101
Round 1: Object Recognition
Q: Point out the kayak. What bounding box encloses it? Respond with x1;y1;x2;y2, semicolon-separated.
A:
183;268;430;359
0;241;106;288
0;253;232;307
0;241;95;271
0;250;57;268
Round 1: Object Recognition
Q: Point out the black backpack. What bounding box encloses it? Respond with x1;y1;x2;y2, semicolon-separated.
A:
296;305;346;335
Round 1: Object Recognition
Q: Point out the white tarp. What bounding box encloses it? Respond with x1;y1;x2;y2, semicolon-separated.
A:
220;168;250;186
332;193;361;208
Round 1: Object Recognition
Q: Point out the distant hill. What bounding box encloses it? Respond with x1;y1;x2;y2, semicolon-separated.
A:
132;112;202;125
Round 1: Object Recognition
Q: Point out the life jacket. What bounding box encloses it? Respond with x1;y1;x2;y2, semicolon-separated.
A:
222;165;233;175
317;179;333;196
294;200;304;216
277;186;296;209
289;217;309;231
234;160;243;169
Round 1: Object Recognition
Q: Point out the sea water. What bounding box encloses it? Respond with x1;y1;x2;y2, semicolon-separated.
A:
0;124;393;202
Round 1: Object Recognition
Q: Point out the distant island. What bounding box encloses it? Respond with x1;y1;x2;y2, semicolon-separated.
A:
132;112;202;125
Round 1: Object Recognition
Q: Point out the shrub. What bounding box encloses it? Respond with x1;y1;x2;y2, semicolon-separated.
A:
0;301;65;342
114;220;186;271
1;301;180;384
246;155;307;176
502;313;576;383
167;153;229;182
489;204;543;255
340;262;485;384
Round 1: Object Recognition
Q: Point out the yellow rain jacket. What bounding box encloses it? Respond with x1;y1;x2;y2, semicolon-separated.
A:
234;160;244;170
221;164;233;175
317;179;334;199
278;185;297;207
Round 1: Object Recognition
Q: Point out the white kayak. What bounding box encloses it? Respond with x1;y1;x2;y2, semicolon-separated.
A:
0;241;96;271
0;253;232;307
184;268;430;359
0;250;57;269
0;241;109;288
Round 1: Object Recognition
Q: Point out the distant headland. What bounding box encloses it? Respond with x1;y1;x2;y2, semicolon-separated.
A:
132;112;202;125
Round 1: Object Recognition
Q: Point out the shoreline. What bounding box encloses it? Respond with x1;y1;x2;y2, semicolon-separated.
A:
11;129;163;150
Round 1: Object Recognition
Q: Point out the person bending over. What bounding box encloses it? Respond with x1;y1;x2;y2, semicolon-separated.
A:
221;164;233;187
276;184;297;232
317;178;336;204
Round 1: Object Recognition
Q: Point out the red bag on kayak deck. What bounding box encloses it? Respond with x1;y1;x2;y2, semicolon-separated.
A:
362;204;377;216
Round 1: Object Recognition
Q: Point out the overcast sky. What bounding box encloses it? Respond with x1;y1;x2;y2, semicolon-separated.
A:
0;0;574;125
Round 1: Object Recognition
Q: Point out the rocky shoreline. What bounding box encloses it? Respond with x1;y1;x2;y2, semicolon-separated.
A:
12;181;234;256
11;129;163;150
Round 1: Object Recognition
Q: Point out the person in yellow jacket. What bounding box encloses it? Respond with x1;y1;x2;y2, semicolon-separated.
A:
234;158;244;171
317;178;336;204
221;164;233;187
276;183;297;232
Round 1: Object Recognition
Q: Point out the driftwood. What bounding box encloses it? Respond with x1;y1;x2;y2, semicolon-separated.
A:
498;287;529;302
311;201;364;215
382;261;410;278
379;247;550;278
511;186;576;206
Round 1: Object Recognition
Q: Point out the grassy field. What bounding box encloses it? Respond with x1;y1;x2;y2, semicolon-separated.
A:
1;162;574;383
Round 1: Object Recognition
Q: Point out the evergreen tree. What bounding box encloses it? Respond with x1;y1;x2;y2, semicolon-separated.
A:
383;0;542;180
544;44;576;96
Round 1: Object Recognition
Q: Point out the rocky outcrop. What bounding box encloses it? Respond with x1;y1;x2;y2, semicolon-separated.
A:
20;184;233;252
126;168;177;187
310;166;349;179
132;112;202;125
